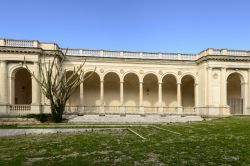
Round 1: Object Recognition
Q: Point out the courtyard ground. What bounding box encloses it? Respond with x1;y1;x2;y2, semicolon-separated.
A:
0;117;249;165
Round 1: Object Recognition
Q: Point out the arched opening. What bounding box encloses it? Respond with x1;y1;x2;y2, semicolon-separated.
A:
143;74;158;110
162;74;177;107
181;75;195;107
227;73;244;114
104;72;120;106
66;71;80;106
14;68;32;104
124;73;139;107
83;72;101;106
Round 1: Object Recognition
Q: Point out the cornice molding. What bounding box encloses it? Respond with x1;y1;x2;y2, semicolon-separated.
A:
196;55;250;64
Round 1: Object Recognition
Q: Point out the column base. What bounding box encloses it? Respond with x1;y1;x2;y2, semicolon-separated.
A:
77;105;84;116
99;106;105;116
177;107;183;114
245;107;250;115
139;106;145;116
158;107;163;115
197;105;231;117
119;106;126;116
30;104;41;114
0;104;9;115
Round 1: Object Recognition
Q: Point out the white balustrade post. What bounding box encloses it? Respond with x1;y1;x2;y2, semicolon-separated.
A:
0;61;8;114
0;39;5;46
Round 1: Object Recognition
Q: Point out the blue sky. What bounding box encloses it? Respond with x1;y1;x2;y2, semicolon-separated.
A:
0;0;249;53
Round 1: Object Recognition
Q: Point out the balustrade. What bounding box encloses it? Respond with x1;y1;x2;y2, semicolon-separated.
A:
1;38;250;61
10;105;31;111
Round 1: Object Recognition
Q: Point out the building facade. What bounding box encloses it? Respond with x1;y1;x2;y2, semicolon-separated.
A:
0;38;249;117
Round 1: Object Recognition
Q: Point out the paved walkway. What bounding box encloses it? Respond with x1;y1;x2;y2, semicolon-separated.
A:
0;128;124;137
68;115;203;123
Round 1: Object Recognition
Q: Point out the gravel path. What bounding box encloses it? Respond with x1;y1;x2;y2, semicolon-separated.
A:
68;115;203;123
0;128;124;137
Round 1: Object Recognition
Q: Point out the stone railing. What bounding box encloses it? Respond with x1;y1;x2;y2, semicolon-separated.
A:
197;48;250;59
1;38;250;61
62;48;197;60
162;107;177;114
0;39;38;48
10;105;31;111
183;107;196;114
65;105;79;113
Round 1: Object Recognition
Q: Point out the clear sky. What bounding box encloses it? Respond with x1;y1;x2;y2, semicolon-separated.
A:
0;0;249;53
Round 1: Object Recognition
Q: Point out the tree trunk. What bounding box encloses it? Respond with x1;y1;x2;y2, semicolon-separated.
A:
51;103;64;123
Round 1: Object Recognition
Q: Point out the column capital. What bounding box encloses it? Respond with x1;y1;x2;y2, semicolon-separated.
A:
158;81;162;85
176;82;181;85
194;83;198;86
207;67;213;70
139;81;143;84
241;82;248;85
120;81;124;84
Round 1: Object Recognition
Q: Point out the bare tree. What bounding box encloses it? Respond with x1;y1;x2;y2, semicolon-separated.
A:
24;50;94;122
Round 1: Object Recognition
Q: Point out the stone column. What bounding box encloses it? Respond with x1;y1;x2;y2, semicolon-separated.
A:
242;82;248;115
139;81;144;114
194;82;199;114
248;69;250;114
220;68;226;106
158;82;163;113
31;62;41;113
79;82;84;113
100;80;105;115
120;81;125;115
120;81;124;105
31;62;40;104
219;67;230;116
177;81;182;114
0;61;8;114
207;67;212;106
0;61;8;104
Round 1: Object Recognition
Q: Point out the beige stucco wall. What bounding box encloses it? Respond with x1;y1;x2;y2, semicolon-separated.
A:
1;40;250;116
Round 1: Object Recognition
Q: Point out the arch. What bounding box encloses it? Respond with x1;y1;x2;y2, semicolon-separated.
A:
162;74;177;107
227;72;244;114
103;70;121;82
122;71;140;82
181;75;195;107
66;71;80;106
83;71;101;106
13;68;32;104
226;71;245;83
143;73;158;107
160;72;178;83
124;73;139;106
180;72;197;84
143;72;159;82
104;72;120;106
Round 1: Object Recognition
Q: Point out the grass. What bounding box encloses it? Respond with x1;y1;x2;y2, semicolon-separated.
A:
0;117;250;165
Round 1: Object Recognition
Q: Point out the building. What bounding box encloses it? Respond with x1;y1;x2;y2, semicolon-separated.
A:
0;38;249;117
